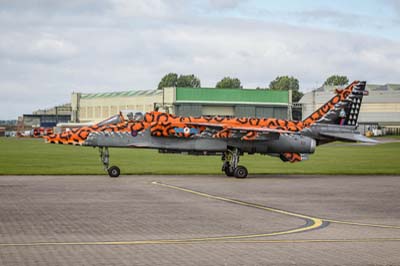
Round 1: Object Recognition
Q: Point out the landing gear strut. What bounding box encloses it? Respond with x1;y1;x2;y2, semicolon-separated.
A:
221;148;248;178
99;147;120;178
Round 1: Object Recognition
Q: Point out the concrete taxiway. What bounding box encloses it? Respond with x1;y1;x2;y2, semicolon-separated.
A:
0;175;399;265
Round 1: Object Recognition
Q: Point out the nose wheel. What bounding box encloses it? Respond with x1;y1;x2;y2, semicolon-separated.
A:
99;147;121;178
222;148;248;178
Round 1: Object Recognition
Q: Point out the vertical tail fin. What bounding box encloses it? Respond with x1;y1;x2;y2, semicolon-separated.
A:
302;81;368;127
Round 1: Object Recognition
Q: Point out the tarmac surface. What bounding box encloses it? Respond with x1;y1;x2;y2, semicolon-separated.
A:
0;174;399;266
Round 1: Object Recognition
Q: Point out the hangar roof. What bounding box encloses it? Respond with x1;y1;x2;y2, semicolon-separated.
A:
79;87;289;104
81;89;162;99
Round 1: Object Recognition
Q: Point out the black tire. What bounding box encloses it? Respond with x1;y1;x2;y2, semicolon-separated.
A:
234;166;248;179
108;166;120;178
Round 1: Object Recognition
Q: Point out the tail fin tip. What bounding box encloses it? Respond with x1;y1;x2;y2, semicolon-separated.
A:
303;81;368;127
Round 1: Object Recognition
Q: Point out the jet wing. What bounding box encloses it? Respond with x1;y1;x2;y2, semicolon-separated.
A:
320;132;379;143
230;125;294;134
186;122;294;134
185;122;297;140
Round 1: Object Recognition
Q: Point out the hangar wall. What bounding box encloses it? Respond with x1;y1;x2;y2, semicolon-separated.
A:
72;87;289;123
171;87;289;118
73;90;163;123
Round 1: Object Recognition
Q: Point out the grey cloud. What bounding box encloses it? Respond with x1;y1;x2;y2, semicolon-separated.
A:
295;9;366;27
0;32;78;63
383;0;400;25
242;6;396;32
207;0;243;10
0;0;112;14
1;1;400;119
384;0;400;15
111;0;199;19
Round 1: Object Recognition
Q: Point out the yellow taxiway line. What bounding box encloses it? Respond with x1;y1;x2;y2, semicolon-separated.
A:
323;219;400;229
1;238;400;247
0;181;399;247
153;181;400;230
0;181;325;248
152;181;324;231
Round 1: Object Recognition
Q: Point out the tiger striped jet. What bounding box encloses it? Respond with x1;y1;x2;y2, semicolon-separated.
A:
45;81;375;178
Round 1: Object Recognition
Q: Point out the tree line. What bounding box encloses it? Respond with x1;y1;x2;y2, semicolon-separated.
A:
157;73;349;102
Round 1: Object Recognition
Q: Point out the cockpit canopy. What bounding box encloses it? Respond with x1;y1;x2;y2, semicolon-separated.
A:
96;114;123;127
96;111;145;127
126;111;144;122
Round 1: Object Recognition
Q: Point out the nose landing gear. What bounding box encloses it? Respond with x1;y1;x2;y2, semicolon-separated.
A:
99;147;120;178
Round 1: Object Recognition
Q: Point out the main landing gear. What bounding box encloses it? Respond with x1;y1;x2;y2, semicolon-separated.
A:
99;147;120;178
221;148;248;178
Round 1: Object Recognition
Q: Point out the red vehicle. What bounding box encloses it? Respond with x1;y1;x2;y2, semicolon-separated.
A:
32;127;53;137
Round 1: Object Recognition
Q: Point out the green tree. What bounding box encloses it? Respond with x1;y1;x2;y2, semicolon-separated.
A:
157;73;178;90
323;75;349;86
215;77;242;88
176;74;201;88
269;76;303;102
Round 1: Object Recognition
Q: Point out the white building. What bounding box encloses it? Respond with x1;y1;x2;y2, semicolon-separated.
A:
71;87;290;123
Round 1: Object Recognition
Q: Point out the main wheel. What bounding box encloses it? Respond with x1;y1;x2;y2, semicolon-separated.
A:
108;166;120;178
234;166;248;179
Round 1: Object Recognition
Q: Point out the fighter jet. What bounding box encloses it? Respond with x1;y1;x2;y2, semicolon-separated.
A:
45;81;375;178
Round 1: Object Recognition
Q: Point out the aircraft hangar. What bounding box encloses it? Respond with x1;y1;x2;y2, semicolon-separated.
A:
299;83;400;134
71;87;290;123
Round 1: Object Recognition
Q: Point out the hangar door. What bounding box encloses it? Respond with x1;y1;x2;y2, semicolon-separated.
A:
175;104;202;116
202;106;234;116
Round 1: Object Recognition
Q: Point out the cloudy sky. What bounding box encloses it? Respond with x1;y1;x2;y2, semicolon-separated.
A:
1;0;400;119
